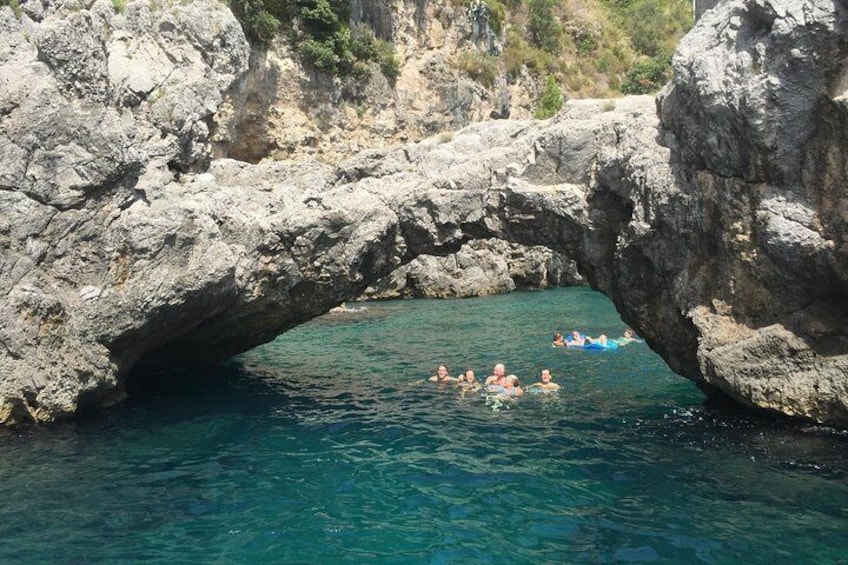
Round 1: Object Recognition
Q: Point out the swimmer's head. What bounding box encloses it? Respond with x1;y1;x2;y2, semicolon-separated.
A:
541;369;552;382
464;370;476;382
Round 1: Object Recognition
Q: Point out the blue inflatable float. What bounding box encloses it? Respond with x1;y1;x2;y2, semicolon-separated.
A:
565;333;619;351
583;341;618;351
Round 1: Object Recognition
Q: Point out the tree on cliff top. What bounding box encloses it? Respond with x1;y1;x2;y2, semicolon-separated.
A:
527;0;563;55
534;75;564;119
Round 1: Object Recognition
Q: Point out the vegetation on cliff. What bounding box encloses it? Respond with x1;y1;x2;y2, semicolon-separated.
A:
534;75;564;118
227;0;399;80
226;0;691;98
479;0;693;97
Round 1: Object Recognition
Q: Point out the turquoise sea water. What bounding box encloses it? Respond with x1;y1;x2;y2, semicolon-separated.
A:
1;287;847;564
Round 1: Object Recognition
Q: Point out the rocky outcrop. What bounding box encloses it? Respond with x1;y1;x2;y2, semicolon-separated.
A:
1;0;847;427
362;239;582;299
0;0;249;423
654;0;848;422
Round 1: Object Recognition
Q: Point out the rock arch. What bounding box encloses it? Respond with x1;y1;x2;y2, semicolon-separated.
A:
1;0;847;425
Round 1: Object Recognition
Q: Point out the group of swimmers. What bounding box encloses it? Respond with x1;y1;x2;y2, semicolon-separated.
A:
426;362;561;398
423;330;640;402
551;329;639;348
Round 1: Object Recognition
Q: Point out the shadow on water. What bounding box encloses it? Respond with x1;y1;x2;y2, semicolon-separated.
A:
655;396;848;480
113;361;303;429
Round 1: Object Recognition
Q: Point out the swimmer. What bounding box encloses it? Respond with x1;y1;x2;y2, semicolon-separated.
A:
485;363;508;386
552;332;566;347
457;369;481;391
612;329;642;346
428;364;456;383
499;374;524;397
528;368;561;392
586;334;609;346
566;331;586;346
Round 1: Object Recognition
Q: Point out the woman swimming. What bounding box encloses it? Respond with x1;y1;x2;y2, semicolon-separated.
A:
457;369;481;391
499;375;524;397
428;364;456;383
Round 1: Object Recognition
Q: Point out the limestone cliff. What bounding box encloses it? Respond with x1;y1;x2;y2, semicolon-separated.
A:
1;0;846;427
656;0;848;422
211;0;532;165
212;0;574;296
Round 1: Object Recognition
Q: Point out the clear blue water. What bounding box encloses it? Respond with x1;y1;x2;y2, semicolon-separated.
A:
1;287;847;564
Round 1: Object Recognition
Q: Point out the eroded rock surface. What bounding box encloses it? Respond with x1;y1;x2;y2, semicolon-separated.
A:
657;0;848;422
362;239;582;300
1;0;847;426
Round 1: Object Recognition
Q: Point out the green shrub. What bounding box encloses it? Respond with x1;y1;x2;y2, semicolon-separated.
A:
350;23;377;60
501;31;530;77
262;0;294;22
300;0;340;38
502;30;558;78
568;23;598;55
233;0;398;80
249;10;281;44
620;56;669;94
375;39;401;81
453;51;499;89
527;0;562;55
333;27;356;70
351;60;372;80
111;0;127;14
229;0;281;45
534;75;564;119
298;38;339;70
485;0;507;35
606;0;693;60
